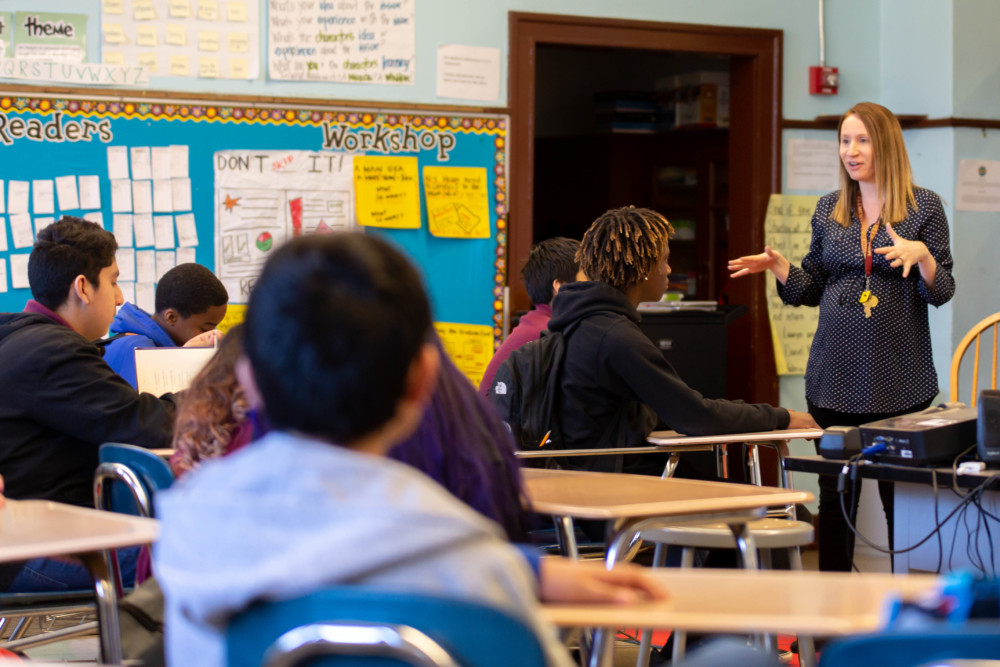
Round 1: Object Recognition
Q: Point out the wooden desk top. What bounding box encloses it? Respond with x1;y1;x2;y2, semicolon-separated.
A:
522;468;813;520
647;428;824;446
0;500;159;562
542;568;939;636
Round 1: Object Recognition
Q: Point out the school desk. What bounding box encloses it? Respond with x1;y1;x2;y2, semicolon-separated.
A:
0;500;159;664
541;568;941;667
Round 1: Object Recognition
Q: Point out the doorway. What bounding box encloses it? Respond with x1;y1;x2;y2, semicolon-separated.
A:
508;12;782;404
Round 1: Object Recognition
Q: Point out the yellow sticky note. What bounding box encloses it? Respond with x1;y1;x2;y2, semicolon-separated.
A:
103;0;124;15
227;1;247;21
197;0;219;20
423;166;490;239
136;25;158;46
103;24;127;44
169;54;190;76
769;318;789;375
228;58;249;79
103;52;126;65
168;0;191;18
217;304;245;332
165;24;187;46
227;31;248;53
198;57;219;78
137;52;159;73
198;30;219;52
133;0;157;21
353;156;421;229
434;322;495;388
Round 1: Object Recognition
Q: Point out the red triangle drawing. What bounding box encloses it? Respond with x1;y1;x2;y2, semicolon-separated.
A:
316;220;333;234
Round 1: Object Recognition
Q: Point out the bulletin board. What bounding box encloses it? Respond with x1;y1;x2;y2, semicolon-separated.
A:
0;92;509;384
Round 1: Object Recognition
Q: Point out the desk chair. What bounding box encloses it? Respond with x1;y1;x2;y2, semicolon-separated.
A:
950;311;1000;407
818;622;1000;666
225;588;548;667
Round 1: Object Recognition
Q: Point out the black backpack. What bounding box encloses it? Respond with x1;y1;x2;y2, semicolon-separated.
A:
487;325;576;453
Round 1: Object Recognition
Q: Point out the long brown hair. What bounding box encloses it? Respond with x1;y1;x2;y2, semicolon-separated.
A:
171;324;248;476
832;101;916;227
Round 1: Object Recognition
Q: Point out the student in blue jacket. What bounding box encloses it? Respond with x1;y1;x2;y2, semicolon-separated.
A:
104;263;228;388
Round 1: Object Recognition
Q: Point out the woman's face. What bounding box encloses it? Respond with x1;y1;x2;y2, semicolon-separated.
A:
640;241;672;302
840;114;876;185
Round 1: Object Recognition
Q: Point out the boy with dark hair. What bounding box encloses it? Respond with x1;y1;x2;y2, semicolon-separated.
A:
0;216;176;591
104;263;229;388
479;236;579;394
154;233;575;666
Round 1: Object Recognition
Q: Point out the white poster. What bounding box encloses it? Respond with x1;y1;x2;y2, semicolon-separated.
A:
436;45;500;102
786;139;840;193
268;0;414;84
214;150;356;301
956;160;1000;212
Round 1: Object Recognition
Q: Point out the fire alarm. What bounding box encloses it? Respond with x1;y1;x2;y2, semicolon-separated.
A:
809;65;839;95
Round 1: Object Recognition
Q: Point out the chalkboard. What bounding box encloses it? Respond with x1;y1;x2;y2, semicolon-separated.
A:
0;92;508;382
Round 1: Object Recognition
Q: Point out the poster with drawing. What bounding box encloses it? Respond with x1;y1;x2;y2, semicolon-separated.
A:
214;150;355;300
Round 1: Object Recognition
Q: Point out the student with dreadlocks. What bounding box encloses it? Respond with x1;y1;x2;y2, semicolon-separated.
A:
547;206;818;476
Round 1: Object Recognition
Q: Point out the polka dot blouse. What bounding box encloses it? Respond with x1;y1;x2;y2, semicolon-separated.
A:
776;187;956;414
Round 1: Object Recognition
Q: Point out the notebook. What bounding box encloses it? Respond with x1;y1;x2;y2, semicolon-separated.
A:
134;347;216;395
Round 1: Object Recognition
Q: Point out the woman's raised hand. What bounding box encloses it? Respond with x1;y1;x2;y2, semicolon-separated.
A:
728;246;785;278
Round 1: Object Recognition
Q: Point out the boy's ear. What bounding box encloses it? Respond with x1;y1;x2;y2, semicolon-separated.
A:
404;342;441;407
235;356;264;410
161;308;180;326
71;274;91;306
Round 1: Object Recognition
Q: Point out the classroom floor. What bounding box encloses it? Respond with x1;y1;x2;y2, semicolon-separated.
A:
7;546;891;665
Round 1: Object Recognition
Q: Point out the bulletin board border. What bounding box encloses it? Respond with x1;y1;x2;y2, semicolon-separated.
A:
0;84;511;341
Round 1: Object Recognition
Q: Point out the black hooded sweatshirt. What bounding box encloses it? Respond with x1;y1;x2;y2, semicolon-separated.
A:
0;312;176;507
547;281;789;475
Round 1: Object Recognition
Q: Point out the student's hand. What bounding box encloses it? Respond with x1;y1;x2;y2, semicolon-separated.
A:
874;222;932;278
728;246;790;283
538;557;669;605
184;329;223;348
787;410;820;431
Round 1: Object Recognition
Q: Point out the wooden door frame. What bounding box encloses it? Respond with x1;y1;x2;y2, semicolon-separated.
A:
508;12;782;404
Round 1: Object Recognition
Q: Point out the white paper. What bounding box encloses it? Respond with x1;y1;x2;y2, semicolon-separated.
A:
117;247;136;282
32;180;55;214
113;214;134;247
0;181;5;214
153;180;173;213
78;175;102;210
55;175;79;211
107;146;130;180
176;247;196;264
34;217;55;237
135;347;216;394
171;178;192;211
10;253;30;289
132;180;153;214
111;179;133;212
170;145;189;178
786;139;840;192
151;147;173;180
155;250;176;281
83;211;105;227
130;147;153;181
956;159;1000;212
9;213;34;248
0;258;7;293
0;217;7;252
135;282;155;313
8;181;29;214
436;45;501;102
175;212;198;247
154;215;175;249
133;213;156;247
136;250;157;283
119;281;135;305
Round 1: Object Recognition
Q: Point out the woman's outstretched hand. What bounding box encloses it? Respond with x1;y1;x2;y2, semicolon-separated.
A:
728;246;790;283
874;223;933;279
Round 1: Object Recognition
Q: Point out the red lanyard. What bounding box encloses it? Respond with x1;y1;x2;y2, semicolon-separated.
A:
857;193;880;276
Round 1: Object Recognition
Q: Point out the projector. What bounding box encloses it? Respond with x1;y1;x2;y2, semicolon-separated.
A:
860;404;977;465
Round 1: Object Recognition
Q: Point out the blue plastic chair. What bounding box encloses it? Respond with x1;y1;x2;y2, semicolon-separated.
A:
94;442;174;518
818;623;1000;666
226;588;549;667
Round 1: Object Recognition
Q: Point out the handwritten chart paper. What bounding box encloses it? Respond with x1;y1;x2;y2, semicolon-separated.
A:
764;194;821;375
434;322;494;387
353;156;419;229
100;0;259;79
268;0;414;83
423;166;489;238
